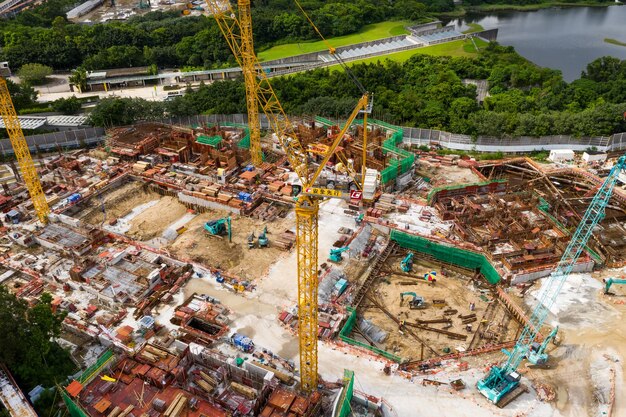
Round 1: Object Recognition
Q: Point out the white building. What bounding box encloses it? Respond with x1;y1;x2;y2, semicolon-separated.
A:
548;149;575;163
582;151;607;164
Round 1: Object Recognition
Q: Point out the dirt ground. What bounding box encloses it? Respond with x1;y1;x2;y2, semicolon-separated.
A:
522;271;626;417
361;259;484;360
430;164;482;186
358;254;520;362
79;182;158;225
127;196;189;241
167;209;295;281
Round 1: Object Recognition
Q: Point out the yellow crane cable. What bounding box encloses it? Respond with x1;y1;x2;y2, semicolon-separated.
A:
293;0;366;94
294;0;336;54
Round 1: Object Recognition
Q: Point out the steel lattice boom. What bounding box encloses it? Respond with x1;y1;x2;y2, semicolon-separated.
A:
0;78;49;223
478;154;626;406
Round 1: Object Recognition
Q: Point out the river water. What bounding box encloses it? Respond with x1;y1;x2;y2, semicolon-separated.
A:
446;6;626;82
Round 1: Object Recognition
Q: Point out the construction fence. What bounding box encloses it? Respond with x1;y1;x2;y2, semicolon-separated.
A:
390;230;501;285
0;127;106;156
339;306;403;363
9;113;626;157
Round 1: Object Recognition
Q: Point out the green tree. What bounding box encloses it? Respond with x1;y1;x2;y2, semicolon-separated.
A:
88;97;166;127
0;288;74;390
5;79;38;110
52;96;82;114
17;63;53;85
69;68;88;93
582;56;625;82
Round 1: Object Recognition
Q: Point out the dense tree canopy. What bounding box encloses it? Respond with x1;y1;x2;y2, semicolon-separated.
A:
0;287;75;390
121;47;624;138
0;0;434;71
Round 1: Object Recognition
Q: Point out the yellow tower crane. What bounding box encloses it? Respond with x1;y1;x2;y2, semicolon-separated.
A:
204;0;370;392
205;0;262;166
0;78;49;223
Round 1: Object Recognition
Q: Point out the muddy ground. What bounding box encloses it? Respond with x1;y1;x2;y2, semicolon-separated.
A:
167;209;295;281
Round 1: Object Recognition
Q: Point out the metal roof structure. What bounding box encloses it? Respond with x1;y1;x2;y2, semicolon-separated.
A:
0;116;46;130
0;366;38;417
47;115;89;127
66;0;105;19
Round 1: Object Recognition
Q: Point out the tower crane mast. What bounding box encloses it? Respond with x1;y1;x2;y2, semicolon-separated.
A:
204;0;370;392
0;78;49;223
478;154;626;406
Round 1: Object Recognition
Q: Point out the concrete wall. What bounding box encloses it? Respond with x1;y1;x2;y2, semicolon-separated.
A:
476;28;499;42
511;260;595;284
177;192;241;214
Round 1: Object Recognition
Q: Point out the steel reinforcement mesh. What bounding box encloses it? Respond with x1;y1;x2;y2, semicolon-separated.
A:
390;230;501;284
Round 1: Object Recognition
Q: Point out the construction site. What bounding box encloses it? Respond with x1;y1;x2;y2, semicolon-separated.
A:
1;2;626;417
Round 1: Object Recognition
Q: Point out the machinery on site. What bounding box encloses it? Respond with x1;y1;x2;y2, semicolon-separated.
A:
355;213;364;226
204;217;232;242
230;332;254;353
247;232;256;249
205;0;372;392
401;253;414;273
0;78;49;223
316;167;358;191
258;226;269;248
477;154;626;407
526;326;559;366
400;292;425;309
329;247;349;263
603;277;626;294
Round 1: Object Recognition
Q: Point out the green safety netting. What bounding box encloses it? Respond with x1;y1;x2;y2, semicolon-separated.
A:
375;122;414;185
62;390;89;417
339;307;402;362
391;230;501;284
220;122;251;149
314;116;414;185
337;370;355;417
314;115;334;127
196;134;223;147
63;349;115;417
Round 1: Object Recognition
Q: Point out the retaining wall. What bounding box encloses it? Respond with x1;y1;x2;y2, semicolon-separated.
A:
390;229;501;285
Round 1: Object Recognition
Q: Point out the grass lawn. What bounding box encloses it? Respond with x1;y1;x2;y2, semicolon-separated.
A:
605;38;626;47
326;38;488;71
462;23;484;34
257;20;411;62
